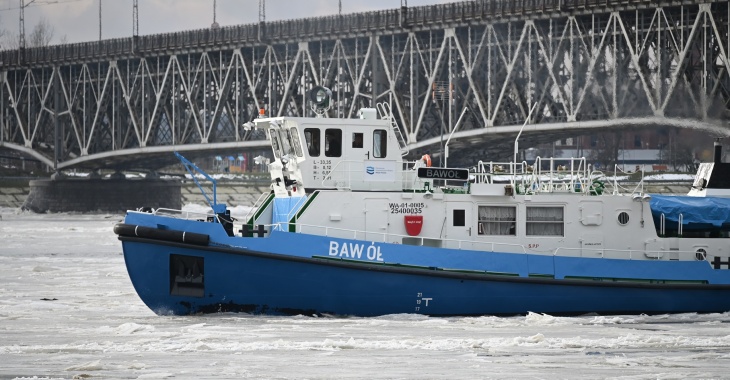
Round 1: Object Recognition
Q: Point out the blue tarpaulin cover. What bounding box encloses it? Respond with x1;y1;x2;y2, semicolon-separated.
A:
272;196;305;231
649;194;730;228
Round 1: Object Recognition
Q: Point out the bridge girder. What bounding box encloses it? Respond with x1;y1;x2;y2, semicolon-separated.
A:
0;1;729;170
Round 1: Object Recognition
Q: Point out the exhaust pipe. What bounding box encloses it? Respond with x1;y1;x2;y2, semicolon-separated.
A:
715;138;722;164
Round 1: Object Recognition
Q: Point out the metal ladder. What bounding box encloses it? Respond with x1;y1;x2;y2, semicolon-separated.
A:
376;102;409;157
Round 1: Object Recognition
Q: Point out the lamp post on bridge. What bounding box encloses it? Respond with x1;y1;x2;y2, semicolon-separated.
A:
18;0;34;50
132;0;139;52
18;0;60;50
18;0;40;52
211;0;219;29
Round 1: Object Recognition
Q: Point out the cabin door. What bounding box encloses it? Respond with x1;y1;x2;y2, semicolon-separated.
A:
365;198;389;242
350;131;368;160
445;202;473;249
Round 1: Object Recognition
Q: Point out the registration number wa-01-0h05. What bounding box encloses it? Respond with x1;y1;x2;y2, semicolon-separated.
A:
389;202;424;214
329;241;384;262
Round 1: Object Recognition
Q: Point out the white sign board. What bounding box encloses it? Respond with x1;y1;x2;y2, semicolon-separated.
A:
363;160;397;181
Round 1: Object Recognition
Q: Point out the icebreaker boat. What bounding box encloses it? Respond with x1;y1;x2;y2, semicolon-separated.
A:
116;88;730;316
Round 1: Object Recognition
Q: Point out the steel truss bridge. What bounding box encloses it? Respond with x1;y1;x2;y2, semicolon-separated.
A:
1;0;729;171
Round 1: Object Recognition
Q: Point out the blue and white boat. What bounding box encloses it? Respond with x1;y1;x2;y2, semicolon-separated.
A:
116;90;730;316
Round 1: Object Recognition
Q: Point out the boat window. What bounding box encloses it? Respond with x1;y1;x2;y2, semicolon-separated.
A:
617;211;630;225
325;129;342;157
352;132;364;148
526;207;564;236
304;128;321;157
373;130;387;158
269;129;281;159
453;209;465;227
478;206;516;235
289;127;304;157
279;130;294;156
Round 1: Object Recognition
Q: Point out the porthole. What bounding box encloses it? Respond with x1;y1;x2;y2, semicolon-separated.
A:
696;248;707;261
617;212;630;225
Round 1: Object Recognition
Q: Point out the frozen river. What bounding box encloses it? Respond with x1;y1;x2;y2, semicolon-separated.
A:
1;208;730;379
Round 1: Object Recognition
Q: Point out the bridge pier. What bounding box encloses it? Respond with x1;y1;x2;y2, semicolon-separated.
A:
22;177;181;213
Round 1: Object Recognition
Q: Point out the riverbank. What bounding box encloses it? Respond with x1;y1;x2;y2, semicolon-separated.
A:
0;178;271;210
0;178;32;208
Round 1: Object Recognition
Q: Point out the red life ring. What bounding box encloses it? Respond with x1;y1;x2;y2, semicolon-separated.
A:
421;154;432;167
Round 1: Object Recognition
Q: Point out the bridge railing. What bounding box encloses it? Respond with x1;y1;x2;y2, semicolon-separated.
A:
0;0;693;68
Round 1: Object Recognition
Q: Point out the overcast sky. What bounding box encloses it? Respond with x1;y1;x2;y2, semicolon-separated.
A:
0;0;455;44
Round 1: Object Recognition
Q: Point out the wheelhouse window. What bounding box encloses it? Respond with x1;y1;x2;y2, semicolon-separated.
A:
478;206;516;235
352;132;364;148
325;129;342;157
373;130;387;158
304;128;320;157
269;129;281;160
279;129;294;157
288;126;304;157
526;206;564;236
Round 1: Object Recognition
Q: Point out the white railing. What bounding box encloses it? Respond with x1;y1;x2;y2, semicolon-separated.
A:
320;160;359;189
321;159;431;191
149;207;233;226
610;164;647;196
244;192;274;223
320;155;621;196
679;214;684;236
658;213;683;237
284;194;312;225
243;221;710;262
153;207;213;220
136;208;715;265
660;213;665;236
144;207;234;227
552;246;705;262
471;156;612;195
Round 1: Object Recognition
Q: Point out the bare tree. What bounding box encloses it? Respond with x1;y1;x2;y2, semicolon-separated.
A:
27;17;54;47
673;145;697;173
671;129;713;172
1;17;56;50
0;15;9;50
588;132;622;171
2;31;19;50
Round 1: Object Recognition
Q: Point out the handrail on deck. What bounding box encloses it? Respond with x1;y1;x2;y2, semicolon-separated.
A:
472;156;608;195
252;220;710;261
321;159;425;190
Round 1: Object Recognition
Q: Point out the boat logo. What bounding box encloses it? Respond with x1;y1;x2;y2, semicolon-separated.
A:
366;166;375;175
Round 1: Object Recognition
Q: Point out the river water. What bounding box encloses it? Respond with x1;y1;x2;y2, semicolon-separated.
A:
1;208;729;379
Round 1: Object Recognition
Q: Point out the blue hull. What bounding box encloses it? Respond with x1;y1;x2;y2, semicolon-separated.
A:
121;236;730;316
